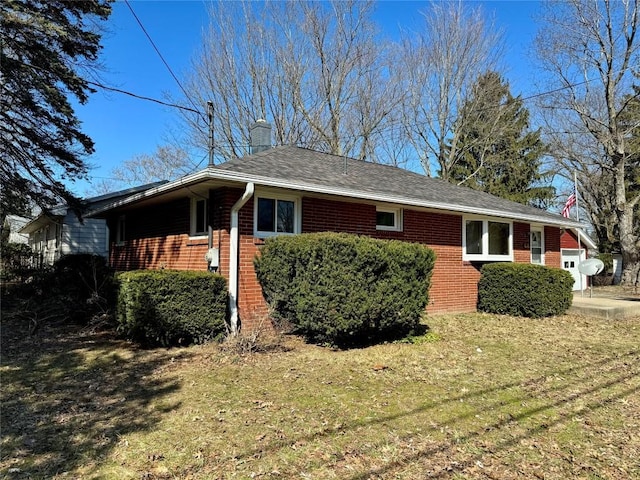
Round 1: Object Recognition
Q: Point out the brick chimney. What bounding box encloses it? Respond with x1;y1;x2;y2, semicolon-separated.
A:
250;119;271;154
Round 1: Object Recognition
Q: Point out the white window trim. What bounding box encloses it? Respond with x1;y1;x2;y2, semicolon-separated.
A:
116;215;126;246
462;216;513;262
530;227;545;265
376;206;403;231
253;191;301;238
190;197;209;238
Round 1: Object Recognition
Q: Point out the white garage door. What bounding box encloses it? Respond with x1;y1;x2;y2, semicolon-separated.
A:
561;248;586;291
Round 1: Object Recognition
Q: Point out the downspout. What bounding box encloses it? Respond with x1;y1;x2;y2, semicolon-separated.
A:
229;182;254;335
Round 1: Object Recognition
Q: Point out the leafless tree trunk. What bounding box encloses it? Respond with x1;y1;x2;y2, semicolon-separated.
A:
179;0;402;164
397;1;504;178
535;0;640;286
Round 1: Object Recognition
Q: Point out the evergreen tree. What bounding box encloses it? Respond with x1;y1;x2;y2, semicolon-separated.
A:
447;71;553;207
1;0;111;218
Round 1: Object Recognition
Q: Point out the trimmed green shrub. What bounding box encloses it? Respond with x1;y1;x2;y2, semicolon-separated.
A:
116;270;227;347
477;263;574;317
254;232;436;348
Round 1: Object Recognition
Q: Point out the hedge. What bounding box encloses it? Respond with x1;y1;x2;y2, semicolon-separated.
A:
477;263;574;317
116;270;228;346
254;232;436;347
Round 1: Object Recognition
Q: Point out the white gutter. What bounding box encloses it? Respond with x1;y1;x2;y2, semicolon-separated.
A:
228;182;254;335
87;168;584;229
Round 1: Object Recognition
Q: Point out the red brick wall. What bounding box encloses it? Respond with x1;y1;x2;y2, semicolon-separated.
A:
561;230;578;249
545;226;562;268
236;192;270;331
302;198;377;235
109;198;209;271
303;198;479;314
559;229;588;258
513;222;531;264
108;190;566;331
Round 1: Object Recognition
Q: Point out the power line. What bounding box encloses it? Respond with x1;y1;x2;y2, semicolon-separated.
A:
86;80;202;115
14;58;203;116
124;0;205;122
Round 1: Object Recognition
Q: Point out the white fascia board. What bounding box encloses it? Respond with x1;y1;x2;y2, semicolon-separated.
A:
19;212;66;234
88;168;585;229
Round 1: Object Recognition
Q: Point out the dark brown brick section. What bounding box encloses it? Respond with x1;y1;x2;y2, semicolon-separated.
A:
302;197;377;236
109;198;210;272
513;222;531;263
545;226;562;268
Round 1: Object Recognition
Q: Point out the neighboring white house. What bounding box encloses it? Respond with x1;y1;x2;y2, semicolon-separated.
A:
3;215;31;245
20;182;166;266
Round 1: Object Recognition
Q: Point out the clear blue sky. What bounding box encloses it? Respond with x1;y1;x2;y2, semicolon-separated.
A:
73;0;542;197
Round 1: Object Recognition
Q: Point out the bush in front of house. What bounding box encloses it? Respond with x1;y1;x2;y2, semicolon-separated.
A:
6;253;117;326
477;263;574;317
0;242;33;281
51;254;118;324
116;270;228;347
254;232;436;348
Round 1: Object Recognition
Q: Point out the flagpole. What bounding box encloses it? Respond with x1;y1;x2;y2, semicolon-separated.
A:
574;171;584;296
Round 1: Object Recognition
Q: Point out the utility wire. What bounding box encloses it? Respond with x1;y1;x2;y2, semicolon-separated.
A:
14;57;203;116
86;79;202;115
124;0;205;122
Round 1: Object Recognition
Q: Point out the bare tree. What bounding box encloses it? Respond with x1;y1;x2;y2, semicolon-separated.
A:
397;1;505;178
89;145;194;195
179;0;403;164
535;0;640;285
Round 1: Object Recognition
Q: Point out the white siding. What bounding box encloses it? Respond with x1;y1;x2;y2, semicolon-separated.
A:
60;215;109;258
6;216;30;244
29;221;60;265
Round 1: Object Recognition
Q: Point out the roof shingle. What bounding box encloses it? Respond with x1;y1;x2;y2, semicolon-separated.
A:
215;145;574;226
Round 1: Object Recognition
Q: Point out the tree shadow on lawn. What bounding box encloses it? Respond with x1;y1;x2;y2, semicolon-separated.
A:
236;348;640;478
346;359;639;479
0;316;185;478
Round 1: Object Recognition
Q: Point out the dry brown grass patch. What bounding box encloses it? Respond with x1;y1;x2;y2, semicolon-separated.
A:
1;311;638;479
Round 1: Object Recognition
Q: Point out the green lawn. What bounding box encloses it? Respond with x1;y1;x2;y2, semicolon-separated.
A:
1;312;638;479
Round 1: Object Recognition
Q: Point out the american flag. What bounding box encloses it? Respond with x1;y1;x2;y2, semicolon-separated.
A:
561;192;576;218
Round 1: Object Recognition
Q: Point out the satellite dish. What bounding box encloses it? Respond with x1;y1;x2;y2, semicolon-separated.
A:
578;258;604;276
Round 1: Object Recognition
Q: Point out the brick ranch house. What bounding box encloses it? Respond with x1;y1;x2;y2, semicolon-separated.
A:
90;124;584;332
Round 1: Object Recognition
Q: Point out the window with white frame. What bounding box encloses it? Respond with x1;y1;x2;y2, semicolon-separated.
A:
530;229;544;264
376;206;402;231
463;217;513;261
254;193;300;237
191;198;208;237
116;215;126;245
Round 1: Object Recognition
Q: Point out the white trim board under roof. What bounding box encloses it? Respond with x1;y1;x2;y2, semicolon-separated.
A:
88;146;584;229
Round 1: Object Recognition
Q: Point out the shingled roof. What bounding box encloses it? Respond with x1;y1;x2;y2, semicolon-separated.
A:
213;146;579;227
90;145;581;228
